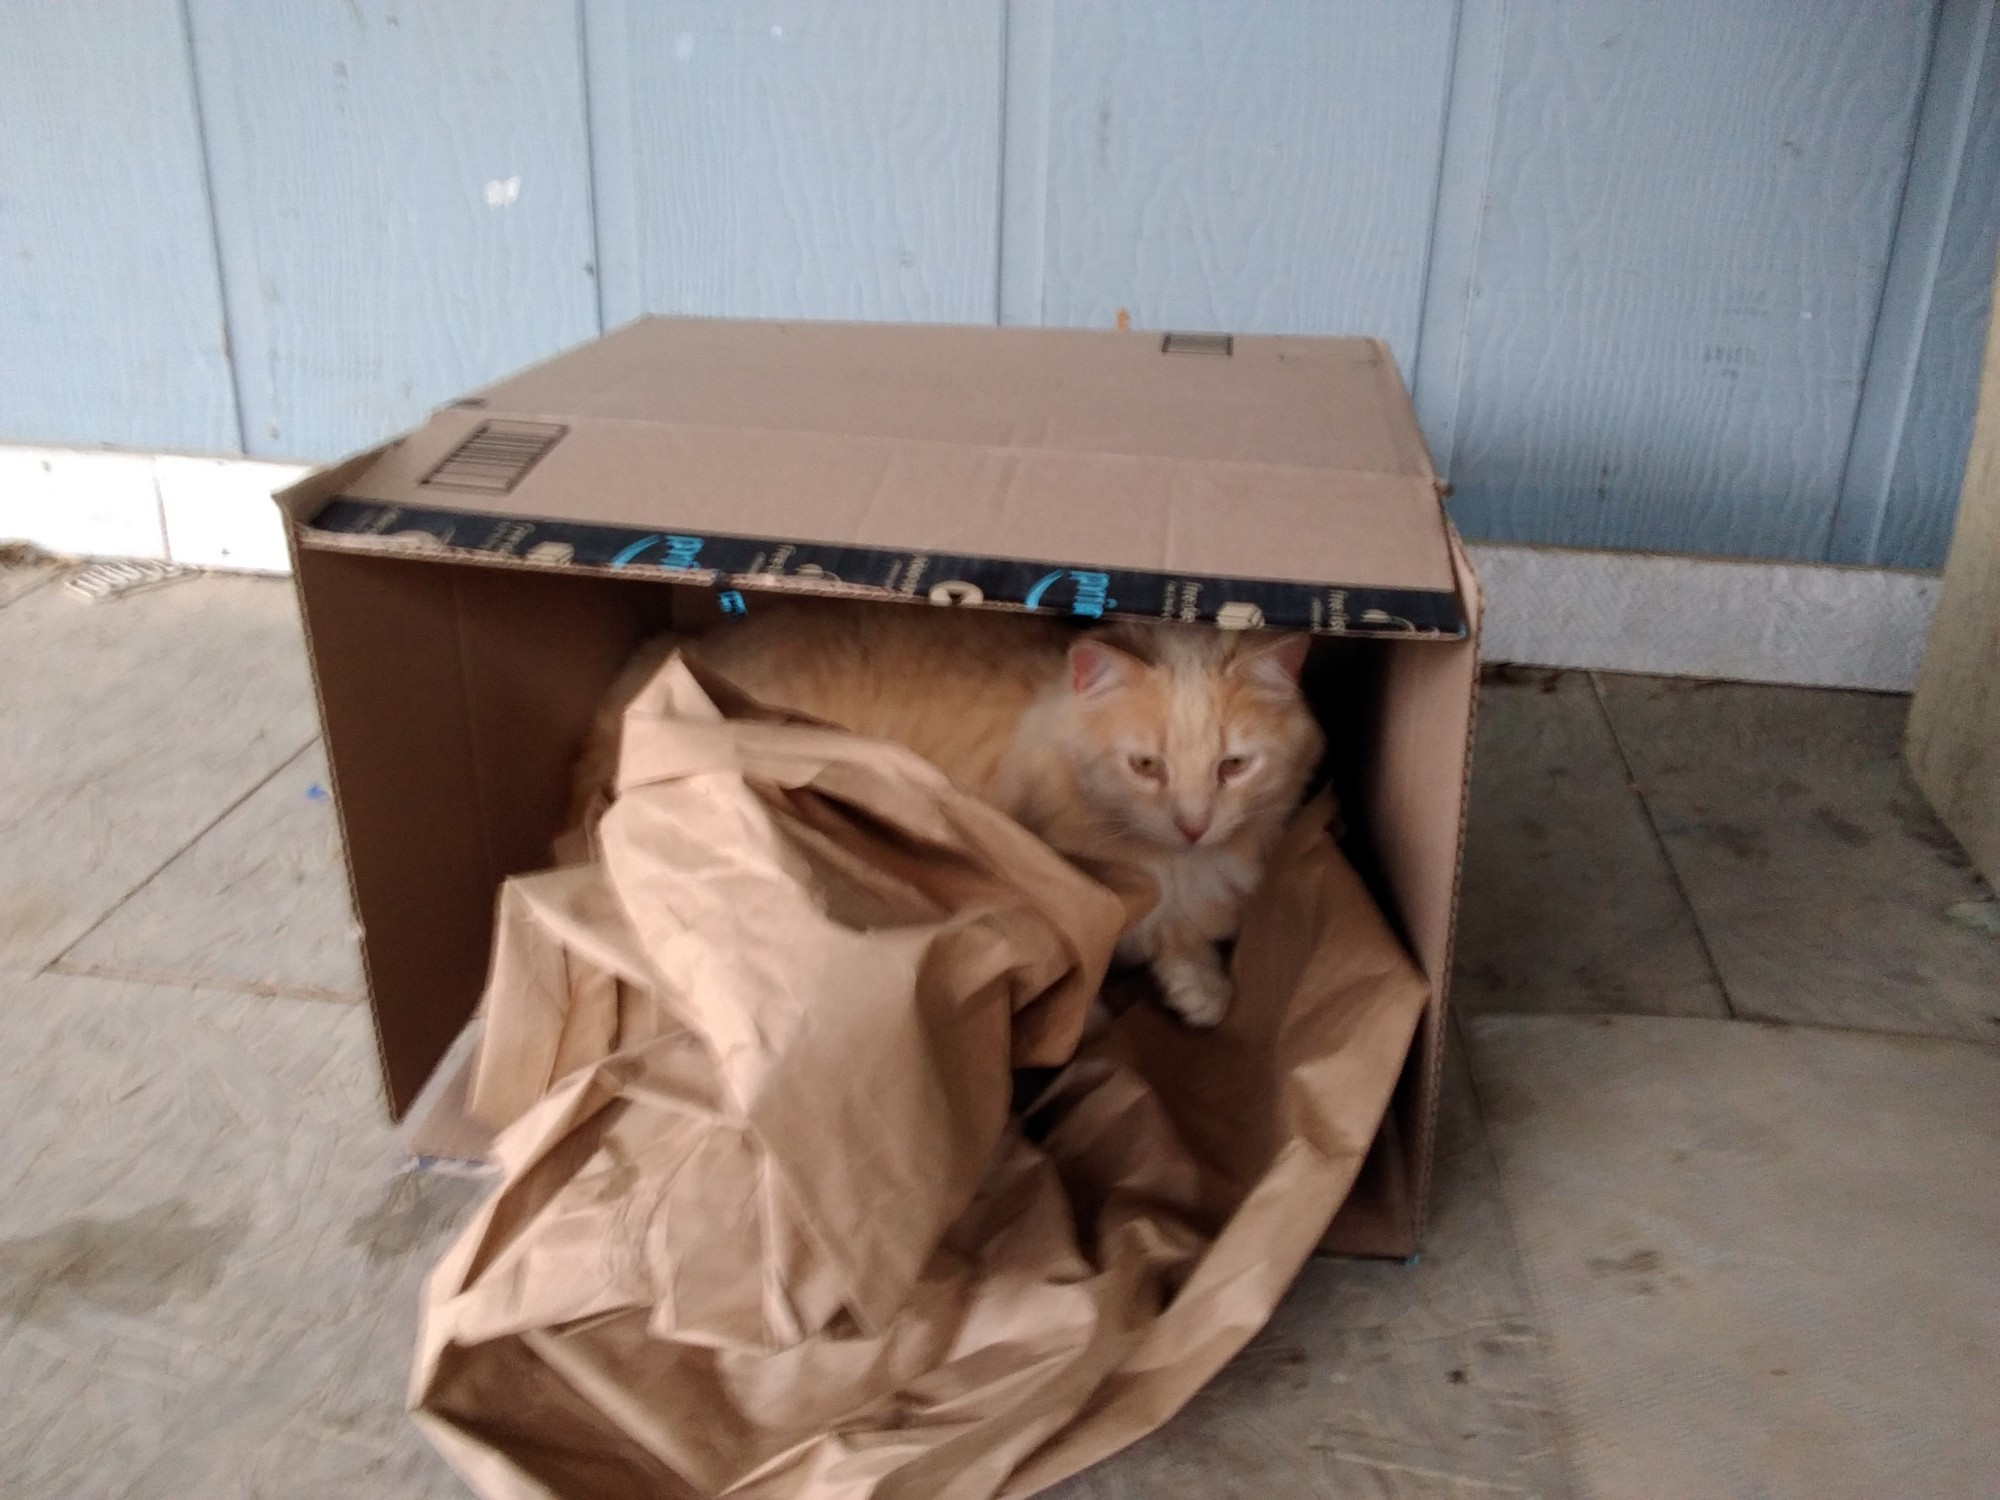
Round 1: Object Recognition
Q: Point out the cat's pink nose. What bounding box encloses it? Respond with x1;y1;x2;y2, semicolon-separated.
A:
1175;815;1210;844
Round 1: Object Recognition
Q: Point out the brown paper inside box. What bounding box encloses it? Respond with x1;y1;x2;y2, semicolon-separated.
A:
409;651;1431;1498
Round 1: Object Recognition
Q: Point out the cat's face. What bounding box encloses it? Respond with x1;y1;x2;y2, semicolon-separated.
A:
1060;627;1324;851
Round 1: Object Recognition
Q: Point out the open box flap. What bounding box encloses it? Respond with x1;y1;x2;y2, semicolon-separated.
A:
458;317;1440;479
285;319;1466;639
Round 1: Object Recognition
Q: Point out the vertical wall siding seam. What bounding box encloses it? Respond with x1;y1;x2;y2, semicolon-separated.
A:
997;0;1054;327
1826;0;1955;561
576;0;636;329
174;0;248;456
1409;0;1509;479
1406;0;1469;400
1821;0;1945;561
991;0;1013;325
574;0;608;337
1826;0;1993;565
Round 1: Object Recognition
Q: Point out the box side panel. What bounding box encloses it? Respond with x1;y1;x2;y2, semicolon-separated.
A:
292;549;499;1116
301;554;671;1116
1327;623;1479;1251
450;566;667;878
1316;1107;1415;1258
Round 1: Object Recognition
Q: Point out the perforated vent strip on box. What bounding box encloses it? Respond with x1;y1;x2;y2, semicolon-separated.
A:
419;421;568;494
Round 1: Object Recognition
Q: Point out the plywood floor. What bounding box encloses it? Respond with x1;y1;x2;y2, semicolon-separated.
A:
2;567;1994;1499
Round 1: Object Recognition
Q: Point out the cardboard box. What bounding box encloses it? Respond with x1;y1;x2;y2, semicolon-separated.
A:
275;317;1480;1258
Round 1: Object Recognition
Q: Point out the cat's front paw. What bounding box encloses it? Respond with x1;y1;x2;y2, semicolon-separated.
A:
1154;954;1233;1029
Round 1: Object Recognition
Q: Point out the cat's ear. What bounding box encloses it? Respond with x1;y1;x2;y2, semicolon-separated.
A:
1228;632;1310;692
1069;637;1146;696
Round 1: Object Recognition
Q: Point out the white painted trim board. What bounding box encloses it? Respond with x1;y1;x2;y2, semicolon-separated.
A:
0;444;307;574
1474;543;1938;693
0;444;1938;691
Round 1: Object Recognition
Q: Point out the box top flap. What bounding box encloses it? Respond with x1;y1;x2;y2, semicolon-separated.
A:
293;318;1467;636
462;318;1438;477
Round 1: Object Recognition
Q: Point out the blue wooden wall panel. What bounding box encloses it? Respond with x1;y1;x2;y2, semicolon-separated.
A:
8;1;1999;569
1443;0;1939;560
584;0;1004;326
1881;8;2000;568
0;1;238;452
1029;0;1459;378
1827;0;1996;568
184;0;600;459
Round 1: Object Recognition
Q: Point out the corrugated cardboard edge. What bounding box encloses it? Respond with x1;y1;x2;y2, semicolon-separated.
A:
293;487;1468;642
1417;521;1484;1243
275;444;402;1120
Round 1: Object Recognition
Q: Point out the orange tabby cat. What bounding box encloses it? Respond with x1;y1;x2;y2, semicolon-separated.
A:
575;601;1324;1027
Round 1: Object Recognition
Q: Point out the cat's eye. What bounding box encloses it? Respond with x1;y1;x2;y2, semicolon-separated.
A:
1128;753;1166;780
1216;755;1252;783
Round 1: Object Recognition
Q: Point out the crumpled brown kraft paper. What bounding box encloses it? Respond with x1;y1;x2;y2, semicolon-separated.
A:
412;653;1431;1499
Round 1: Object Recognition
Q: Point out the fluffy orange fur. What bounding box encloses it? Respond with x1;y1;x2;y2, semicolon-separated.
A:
576;601;1324;1026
